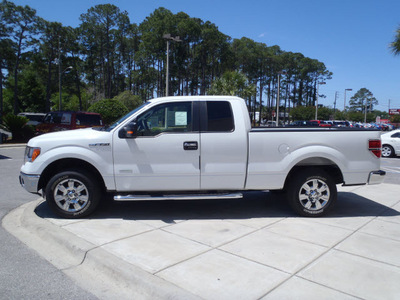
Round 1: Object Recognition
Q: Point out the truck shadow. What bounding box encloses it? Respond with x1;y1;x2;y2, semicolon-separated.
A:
35;191;400;221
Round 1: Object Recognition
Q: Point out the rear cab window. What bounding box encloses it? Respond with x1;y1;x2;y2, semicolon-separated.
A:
206;101;234;132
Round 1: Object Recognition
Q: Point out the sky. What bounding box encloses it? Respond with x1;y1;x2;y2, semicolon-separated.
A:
10;0;400;112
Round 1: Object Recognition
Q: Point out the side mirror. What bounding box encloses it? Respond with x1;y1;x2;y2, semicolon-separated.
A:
118;121;138;138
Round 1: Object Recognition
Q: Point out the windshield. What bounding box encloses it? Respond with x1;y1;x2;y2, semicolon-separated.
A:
101;102;150;132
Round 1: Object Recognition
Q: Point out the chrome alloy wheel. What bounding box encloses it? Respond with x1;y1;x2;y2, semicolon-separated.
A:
381;145;393;157
298;178;330;211
54;178;89;212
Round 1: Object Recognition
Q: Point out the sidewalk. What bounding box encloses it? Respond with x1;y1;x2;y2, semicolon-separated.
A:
3;184;400;300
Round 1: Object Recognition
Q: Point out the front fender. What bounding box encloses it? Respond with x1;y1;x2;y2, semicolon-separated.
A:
21;145;115;190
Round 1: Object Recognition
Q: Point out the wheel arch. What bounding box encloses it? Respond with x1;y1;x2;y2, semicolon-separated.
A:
382;143;393;148
38;158;106;193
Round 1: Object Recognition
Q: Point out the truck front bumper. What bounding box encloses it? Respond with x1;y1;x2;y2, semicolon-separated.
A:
368;170;386;185
19;172;40;194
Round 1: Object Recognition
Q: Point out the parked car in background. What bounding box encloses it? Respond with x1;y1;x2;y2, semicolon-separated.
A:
288;120;318;127
381;129;400;157
18;112;46;127
380;123;393;131
310;120;332;127
264;120;277;127
0;125;10;143
36;111;103;134
333;120;350;127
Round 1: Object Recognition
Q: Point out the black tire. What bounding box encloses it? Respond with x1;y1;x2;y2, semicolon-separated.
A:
45;170;100;218
382;145;394;158
286;168;337;217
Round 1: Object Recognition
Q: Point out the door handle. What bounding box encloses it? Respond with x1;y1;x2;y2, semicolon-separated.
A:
183;141;198;150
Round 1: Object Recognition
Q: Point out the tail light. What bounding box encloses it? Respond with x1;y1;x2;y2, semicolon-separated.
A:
369;139;381;158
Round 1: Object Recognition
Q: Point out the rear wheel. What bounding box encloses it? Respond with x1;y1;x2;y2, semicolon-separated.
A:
287;168;337;217
382;145;394;158
45;170;100;218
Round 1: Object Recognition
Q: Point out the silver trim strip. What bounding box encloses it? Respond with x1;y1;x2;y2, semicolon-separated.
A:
114;193;243;201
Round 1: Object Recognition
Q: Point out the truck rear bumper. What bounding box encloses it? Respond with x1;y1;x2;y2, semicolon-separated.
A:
368;170;386;185
19;172;40;194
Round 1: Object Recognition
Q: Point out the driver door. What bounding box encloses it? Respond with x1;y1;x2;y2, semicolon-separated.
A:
113;101;200;191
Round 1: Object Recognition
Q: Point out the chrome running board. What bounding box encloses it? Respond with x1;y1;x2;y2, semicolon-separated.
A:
114;192;243;201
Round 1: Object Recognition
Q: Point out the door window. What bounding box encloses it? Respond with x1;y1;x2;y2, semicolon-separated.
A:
44;112;64;124
61;113;71;125
136;102;192;136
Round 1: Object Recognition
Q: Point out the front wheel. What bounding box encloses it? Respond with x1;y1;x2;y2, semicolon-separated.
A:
286;168;337;217
45;170;100;218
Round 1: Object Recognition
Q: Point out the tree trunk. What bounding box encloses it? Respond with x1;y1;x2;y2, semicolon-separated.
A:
13;33;23;114
258;81;263;125
0;65;3;122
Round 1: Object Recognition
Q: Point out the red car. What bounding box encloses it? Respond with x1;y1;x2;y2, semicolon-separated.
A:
310;120;332;127
36;111;103;134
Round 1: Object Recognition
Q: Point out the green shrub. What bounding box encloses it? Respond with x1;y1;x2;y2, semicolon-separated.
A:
88;99;129;125
2;114;34;141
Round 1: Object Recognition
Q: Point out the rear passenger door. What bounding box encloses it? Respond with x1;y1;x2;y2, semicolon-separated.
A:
199;101;248;190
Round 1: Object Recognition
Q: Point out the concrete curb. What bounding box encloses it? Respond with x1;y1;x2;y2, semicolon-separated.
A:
2;199;199;300
0;143;26;148
3;199;91;269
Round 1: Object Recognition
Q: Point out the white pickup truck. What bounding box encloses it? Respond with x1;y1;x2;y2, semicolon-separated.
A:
20;96;385;218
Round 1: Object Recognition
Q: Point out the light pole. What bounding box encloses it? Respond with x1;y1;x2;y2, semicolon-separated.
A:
163;33;181;96
315;81;326;120
56;36;73;111
59;66;72;111
344;88;352;111
364;97;370;123
276;71;286;126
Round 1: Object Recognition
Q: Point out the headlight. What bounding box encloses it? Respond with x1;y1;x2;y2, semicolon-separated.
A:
24;146;41;163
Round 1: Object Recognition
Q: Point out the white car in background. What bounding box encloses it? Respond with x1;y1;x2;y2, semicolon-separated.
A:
381;129;400;157
18;112;46;127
